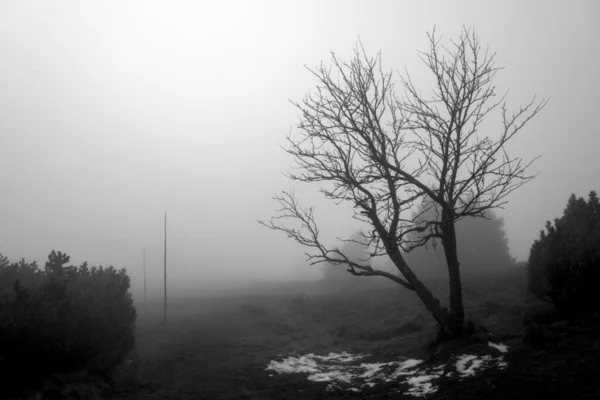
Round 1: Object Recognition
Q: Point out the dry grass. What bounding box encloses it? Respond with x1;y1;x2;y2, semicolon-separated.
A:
27;267;600;399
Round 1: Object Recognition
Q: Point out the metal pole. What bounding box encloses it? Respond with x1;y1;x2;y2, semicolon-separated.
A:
164;212;167;324
143;247;147;307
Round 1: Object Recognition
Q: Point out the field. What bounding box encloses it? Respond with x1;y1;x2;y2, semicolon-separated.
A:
107;268;600;400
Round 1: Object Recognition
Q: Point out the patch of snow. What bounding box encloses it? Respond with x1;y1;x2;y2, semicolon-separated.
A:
390;359;424;379
360;362;388;378
265;354;320;374
407;374;442;397
267;343;511;398
314;351;366;362
488;341;509;353
310;370;353;383
455;354;487;377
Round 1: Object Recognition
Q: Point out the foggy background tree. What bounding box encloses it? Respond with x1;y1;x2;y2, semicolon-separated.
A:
393;199;517;279
260;27;547;340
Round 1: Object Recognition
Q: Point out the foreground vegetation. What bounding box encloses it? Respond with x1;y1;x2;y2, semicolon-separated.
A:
0;251;136;400
104;267;599;399
4;185;599;399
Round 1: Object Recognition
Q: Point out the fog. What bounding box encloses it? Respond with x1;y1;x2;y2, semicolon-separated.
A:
1;1;598;301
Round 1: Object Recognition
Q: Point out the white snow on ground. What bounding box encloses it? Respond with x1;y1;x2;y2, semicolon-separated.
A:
455;354;489;377
313;351;365;363
488;341;509;353
265;342;509;398
267;354;320;374
406;373;443;397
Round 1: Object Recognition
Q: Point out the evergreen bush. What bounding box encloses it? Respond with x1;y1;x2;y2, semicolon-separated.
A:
0;250;137;396
526;191;600;321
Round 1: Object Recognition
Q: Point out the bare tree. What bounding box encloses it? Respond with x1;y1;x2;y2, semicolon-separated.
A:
259;27;548;341
320;232;374;290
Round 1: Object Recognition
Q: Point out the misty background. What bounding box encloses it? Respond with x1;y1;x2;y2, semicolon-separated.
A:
1;1;598;301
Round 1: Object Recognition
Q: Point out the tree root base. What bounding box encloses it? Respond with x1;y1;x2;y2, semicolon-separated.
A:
427;318;491;350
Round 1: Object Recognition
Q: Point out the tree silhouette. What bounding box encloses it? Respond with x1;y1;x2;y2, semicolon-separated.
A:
402;200;516;279
260;27;547;340
320;233;371;289
45;250;70;275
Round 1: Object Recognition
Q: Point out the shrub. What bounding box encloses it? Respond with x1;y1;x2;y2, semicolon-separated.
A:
0;251;137;396
526;191;600;321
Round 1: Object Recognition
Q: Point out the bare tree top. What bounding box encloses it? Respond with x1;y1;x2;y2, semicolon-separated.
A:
260;27;548;273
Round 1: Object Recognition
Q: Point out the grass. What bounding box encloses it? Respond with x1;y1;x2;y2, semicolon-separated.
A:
31;267;600;399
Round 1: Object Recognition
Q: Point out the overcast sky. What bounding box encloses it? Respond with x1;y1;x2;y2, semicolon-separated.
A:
1;1;598;296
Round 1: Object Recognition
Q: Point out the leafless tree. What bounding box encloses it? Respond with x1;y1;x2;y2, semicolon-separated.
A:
259;27;548;340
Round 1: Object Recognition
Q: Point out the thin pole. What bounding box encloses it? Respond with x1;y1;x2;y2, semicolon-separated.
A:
143;247;147;307
163;212;167;324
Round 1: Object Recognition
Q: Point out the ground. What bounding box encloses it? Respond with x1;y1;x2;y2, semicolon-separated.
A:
20;268;600;399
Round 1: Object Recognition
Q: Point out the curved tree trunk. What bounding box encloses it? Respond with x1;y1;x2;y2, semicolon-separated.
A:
440;216;465;337
386;245;461;339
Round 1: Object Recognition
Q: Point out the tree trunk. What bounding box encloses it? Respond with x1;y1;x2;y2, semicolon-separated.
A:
386;244;460;339
440;215;465;336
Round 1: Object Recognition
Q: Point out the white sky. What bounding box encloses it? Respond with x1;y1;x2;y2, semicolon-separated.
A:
1;0;598;295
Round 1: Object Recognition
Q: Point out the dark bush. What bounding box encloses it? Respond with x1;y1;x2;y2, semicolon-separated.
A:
527;191;600;321
0;251;137;396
